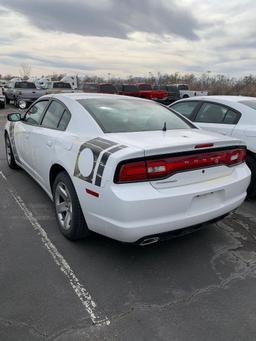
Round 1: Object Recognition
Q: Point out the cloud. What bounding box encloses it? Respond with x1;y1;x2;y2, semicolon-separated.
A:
0;0;256;78
0;0;201;40
0;51;100;71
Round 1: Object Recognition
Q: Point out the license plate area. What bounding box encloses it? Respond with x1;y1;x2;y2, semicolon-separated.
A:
189;190;224;213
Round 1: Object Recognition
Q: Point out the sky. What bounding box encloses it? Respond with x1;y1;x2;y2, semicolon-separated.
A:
0;0;255;78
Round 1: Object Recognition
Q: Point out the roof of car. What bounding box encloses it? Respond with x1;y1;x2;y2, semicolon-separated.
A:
176;95;256;103
48;92;148;102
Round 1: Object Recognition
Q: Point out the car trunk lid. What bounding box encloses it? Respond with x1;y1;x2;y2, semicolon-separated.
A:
107;129;245;189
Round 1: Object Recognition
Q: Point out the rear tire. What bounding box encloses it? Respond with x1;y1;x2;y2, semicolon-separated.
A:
246;155;256;198
5;134;19;169
53;171;91;240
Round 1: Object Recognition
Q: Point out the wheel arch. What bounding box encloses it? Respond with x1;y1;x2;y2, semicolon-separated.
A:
49;164;70;192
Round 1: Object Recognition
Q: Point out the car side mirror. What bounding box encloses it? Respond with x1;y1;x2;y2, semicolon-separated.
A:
7;113;21;122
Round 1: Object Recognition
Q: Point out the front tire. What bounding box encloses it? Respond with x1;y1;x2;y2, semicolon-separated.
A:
53;171;90;240
5;134;19;169
246;155;256;198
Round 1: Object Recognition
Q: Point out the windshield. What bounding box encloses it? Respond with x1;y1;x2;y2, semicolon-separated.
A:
177;84;189;90
77;98;194;133
15;82;36;89
53;82;71;88
167;85;179;92
99;84;116;93
239;100;256;110
83;83;98;91
123;85;139;92
138;84;152;91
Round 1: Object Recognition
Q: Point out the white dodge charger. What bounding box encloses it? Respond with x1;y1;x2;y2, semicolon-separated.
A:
4;93;250;245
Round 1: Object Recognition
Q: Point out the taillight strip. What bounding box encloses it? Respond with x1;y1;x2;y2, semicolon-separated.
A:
115;147;246;183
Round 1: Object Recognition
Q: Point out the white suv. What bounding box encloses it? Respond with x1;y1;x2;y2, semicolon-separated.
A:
170;96;256;197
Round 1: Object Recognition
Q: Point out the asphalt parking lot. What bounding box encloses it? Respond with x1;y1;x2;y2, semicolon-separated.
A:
1;104;256;341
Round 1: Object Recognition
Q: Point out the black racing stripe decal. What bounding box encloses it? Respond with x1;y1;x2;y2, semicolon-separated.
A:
95;145;127;187
9;122;21;163
88;137;117;149
74;138;118;183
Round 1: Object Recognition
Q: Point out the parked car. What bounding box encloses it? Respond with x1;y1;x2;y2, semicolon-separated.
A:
169;95;256;197
0;87;6;108
154;84;181;103
4;94;250;244
45;81;75;94
135;83;168;102
117;84;140;97
83;83;118;94
169;84;208;99
4;81;45;107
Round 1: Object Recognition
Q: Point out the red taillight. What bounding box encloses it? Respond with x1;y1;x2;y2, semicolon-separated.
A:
118;161;148;182
116;148;246;183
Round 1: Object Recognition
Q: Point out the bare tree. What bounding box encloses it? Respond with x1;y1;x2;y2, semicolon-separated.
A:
19;63;32;80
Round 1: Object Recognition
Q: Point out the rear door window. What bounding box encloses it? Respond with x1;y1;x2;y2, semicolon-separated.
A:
58;110;71;130
223;109;240;124
41;100;66;129
195;103;228;123
171;101;198;119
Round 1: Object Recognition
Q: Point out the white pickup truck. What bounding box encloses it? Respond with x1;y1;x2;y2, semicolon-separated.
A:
4;81;45;107
171;84;208;99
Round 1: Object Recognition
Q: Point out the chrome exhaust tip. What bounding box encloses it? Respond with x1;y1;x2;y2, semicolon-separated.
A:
139;236;160;246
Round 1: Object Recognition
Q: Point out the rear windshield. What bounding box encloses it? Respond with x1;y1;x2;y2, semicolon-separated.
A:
83;83;98;91
239;100;256;110
99;84;116;93
177;84;189;90
167;85;179;92
15;82;36;89
138;84;152;91
123;85;139;92
77;98;194;133
53;82;71;89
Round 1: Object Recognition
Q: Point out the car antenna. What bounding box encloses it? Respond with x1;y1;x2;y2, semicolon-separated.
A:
162;122;167;132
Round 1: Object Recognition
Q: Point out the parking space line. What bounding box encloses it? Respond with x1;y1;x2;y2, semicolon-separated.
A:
0;170;110;327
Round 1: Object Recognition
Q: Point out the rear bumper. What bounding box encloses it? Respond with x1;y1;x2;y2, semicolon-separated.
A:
81;163;250;243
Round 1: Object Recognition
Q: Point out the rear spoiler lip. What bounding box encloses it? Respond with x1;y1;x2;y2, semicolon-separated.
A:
113;144;246;184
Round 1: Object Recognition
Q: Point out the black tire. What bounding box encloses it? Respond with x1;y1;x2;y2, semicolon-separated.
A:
53;171;91;240
246;155;256;198
5;96;10;104
5;134;19;169
182;94;189;98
